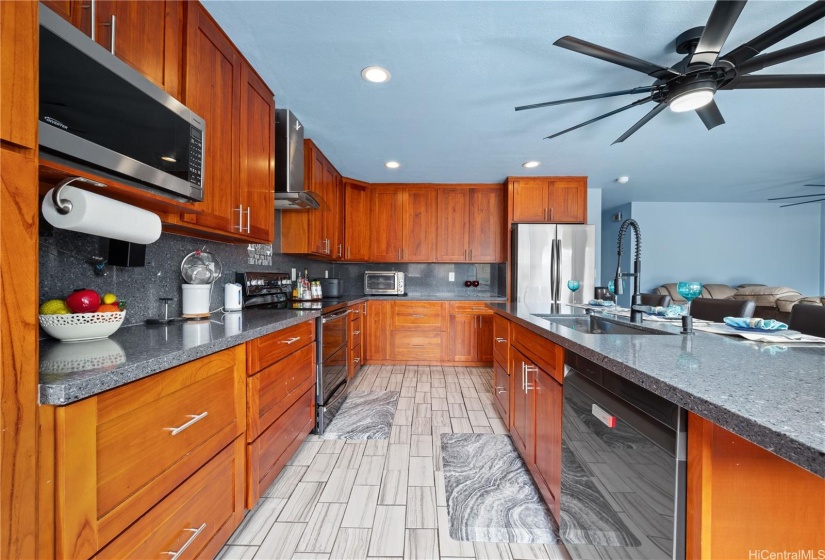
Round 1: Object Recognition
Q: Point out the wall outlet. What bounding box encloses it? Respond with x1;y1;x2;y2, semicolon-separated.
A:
325;270;329;278
291;268;296;281
448;272;455;282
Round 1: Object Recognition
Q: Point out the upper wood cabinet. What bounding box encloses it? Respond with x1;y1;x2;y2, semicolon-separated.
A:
168;3;274;243
370;186;436;262
436;186;504;262
41;1;183;100
509;177;587;224
343;179;371;261
2;1;38;149
281;140;342;257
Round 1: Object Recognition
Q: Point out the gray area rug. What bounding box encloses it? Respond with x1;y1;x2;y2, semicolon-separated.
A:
441;433;561;544
321;390;398;440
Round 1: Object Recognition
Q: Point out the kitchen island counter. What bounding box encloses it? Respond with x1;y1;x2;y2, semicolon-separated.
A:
490;302;825;477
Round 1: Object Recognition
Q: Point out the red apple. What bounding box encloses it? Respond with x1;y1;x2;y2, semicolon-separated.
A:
66;289;101;313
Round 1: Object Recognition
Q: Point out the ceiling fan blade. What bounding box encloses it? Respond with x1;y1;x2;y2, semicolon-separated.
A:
721;1;825;67
553;36;680;79
689;0;749;68
768;193;825;200
722;74;825;89
739;37;825;74
515;86;657;111
545;97;652;140
780;198;825;208
695;100;725;130
612;102;667;144
803;183;825;187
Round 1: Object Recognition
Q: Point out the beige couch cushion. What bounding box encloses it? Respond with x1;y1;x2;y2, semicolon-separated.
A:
776;295;823;313
703;284;737;299
732;286;801;306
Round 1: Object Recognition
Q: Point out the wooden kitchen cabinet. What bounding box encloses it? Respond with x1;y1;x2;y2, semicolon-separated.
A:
47;345;246;559
449;301;494;364
348;302;365;378
370;186;436;262
509;345;535;460
246;320;317;506
343;179;371;261
509;177;587;224
365;300;392;362
281;140;343;257
437;186;505;262
41;1;184;100
534;367;563;520
2;1;38;150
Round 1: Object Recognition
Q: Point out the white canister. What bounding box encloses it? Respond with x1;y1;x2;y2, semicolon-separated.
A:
224;283;243;311
181;284;212;317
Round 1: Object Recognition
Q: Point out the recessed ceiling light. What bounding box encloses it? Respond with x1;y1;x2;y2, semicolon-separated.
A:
616;176;630;184
361;66;391;83
385;161;400;169
522;161;541;169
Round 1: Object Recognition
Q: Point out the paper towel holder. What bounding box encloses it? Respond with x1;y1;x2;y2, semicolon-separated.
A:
52;176;108;215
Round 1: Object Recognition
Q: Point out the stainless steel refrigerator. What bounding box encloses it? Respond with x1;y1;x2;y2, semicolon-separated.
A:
511;224;596;310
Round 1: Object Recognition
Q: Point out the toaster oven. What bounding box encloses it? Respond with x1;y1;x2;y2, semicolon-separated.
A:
364;271;405;295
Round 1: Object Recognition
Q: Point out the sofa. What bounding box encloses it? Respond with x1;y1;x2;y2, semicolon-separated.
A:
653;283;822;322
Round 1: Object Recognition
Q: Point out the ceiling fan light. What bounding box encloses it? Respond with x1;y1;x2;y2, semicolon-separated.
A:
669;89;715;113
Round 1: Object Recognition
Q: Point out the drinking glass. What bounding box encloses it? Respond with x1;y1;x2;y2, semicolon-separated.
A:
567;280;580;303
677;282;703;315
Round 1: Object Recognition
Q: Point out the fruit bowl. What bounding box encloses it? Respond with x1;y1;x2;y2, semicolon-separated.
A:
39;311;126;342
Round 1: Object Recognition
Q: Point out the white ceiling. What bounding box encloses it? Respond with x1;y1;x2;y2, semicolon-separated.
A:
203;1;825;208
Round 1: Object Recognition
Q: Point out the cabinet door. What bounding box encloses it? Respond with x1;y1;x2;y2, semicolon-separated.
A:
436;188;469;262
1;0;38;150
509;347;533;458
370;188;404;261
469;187;504;262
305;145;328;255
365;301;391;361
343;181;370;261
404;188;436;261
322;160;341;258
512;179;548;223
239;63;275;242
450;314;476;362
534;369;562;520
493;360;509;426
477;314;494;362
549;180;586;223
181;4;240;233
95;1;182;98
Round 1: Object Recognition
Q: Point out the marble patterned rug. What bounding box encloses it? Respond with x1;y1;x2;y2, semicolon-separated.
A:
441;433;561;544
321;390;398;439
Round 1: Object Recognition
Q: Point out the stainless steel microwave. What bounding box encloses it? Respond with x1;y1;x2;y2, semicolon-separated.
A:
38;5;204;201
364;271;406;295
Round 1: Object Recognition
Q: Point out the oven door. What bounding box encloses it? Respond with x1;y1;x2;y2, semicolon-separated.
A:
317;310;349;405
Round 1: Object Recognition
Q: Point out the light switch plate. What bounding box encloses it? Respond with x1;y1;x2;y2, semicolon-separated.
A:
448;272;455;281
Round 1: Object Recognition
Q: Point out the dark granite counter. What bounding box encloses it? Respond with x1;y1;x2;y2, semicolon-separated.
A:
489;302;825;477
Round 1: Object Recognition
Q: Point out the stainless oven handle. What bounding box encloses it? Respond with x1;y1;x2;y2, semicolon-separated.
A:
322;310;350;323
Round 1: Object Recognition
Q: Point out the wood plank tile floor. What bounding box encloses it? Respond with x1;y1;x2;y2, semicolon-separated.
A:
218;365;573;560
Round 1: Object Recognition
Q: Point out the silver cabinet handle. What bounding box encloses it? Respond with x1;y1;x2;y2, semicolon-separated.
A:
524;365;538;391
279;337;300;344
550;208;554;221
163;523;207;560
544;208;548;221
398;248;402;260
353;330;360;335
410;314;425;318
101;14;116;54
354;358;360;364
351;308;360;315
496;386;506;394
245;207;251;233
234;205;244;230
521;362;526;391
166;412;208;436
90;1;96;41
338;243;343;258
495;337;507;343
347;246;351;259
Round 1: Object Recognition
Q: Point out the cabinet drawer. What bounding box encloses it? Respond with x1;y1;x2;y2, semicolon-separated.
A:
351;344;362;376
392;301;447;330
248;320;316;373
450;301;495;314
493;360;509;426
96;353;240;520
248;385;315;506
511;322;563;383
350;317;362;349
391;331;445;361
95;438;244;560
247;342;316;441
493;314;510;366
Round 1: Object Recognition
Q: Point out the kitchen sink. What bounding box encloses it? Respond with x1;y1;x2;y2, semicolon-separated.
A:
535;315;673;335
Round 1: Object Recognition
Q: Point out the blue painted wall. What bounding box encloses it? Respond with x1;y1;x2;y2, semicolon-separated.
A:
623;202;823;295
587;188;602;288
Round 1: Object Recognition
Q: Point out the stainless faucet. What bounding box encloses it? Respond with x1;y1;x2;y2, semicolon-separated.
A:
614;219;644;324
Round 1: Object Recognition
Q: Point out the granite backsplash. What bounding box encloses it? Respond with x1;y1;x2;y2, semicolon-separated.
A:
39;213;507;328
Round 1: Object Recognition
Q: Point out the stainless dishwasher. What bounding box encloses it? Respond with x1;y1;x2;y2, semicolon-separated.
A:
315;308;349;434
560;355;687;559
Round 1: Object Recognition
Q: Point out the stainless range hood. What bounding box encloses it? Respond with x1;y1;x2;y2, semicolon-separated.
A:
275;109;320;210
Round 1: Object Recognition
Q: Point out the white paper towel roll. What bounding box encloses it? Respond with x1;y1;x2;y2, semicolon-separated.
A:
42;185;162;244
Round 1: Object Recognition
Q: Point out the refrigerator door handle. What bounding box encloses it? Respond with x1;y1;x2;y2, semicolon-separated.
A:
550;237;557;304
556;239;562;302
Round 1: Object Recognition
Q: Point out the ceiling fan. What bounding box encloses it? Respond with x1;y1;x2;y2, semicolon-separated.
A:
768;184;825;207
516;0;825;143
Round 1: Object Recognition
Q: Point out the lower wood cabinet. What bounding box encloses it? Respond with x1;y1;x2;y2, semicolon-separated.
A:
48;345;246;560
534;367;562;520
348;302;365;378
492;360;510;427
246;320;317;506
449;302;494;364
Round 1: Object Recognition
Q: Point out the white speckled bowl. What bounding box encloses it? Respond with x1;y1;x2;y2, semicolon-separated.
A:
39;311;126;342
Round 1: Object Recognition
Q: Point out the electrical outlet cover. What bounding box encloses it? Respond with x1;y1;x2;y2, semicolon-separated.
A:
448;272;455;281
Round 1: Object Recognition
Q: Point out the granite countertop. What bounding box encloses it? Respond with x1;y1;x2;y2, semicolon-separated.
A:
39;294;506;406
489;302;825;477
39;308;320;406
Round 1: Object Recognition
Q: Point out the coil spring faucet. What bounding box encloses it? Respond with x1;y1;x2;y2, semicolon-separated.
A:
614;219;644;324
